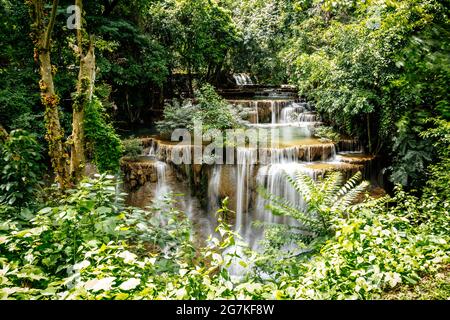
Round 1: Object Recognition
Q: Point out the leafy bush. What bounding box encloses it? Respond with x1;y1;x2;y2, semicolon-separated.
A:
0;130;44;207
194;84;239;132
285;203;449;299
156;100;198;139
314;126;341;144
0;173;448;300
285;0;449;187
256;172;387;275
122;138;143;158
84;97;123;173
0;175;196;299
156;84;239;139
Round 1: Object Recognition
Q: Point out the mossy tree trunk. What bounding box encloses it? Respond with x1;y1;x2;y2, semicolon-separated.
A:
70;0;96;182
29;0;70;189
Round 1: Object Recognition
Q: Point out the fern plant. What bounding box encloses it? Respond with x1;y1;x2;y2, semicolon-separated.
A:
258;171;387;255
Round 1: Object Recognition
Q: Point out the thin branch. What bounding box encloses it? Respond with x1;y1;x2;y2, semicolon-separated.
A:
44;0;59;50
75;0;84;55
34;0;42;29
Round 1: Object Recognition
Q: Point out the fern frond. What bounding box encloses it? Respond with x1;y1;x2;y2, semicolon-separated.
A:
320;172;344;204
333;171;362;200
259;186;322;232
332;180;369;212
284;171;316;203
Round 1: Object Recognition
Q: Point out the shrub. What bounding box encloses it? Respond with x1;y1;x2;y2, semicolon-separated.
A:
156;84;239;139
314;126;341;143
84;97;123;173
0;130;44;207
122;138;143;158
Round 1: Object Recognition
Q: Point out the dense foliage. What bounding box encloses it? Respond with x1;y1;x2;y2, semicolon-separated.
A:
0;130;44;207
0;172;448;300
156;84;240;138
282;0;450;188
0;0;449;301
84;97;123;173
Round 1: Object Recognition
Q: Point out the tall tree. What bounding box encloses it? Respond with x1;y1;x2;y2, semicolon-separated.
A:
69;0;96;182
29;0;70;189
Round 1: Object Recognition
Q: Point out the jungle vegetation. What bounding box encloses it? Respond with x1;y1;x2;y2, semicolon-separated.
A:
0;0;449;300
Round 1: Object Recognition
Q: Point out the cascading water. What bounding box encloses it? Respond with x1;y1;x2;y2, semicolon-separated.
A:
230;98;338;254
279;102;305;124
208;165;222;212
126;86;370;277
154;161;170;200
298;112;320;122
234;73;254;86
280;106;298;124
235;148;258;235
148;140;158;158
252;101;259;124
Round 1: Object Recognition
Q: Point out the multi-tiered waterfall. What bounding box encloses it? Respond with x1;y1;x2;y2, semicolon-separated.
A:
224;96;343;250
121;83;376;268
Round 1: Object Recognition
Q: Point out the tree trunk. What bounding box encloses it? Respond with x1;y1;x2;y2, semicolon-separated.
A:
70;43;96;182
40;50;70;188
30;0;70;189
69;0;96;183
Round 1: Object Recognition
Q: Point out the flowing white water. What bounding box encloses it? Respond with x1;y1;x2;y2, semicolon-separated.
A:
234;73;254;86
208;165;222;212
271;101;279;124
154;161;170;200
279;102;305;124
298;112;320;122
235;148;258;234
230;99;339;254
148;140;158;158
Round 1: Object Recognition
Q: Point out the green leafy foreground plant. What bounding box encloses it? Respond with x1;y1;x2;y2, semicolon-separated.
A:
259;172;385;254
84;97;123;173
254;171;449;299
0;130;44;207
0;176;251;300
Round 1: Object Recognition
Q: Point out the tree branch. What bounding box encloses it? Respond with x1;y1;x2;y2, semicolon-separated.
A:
43;0;59;50
75;0;83;54
33;0;42;29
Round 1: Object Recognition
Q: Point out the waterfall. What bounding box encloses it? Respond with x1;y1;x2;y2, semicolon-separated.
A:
280;106;298;123
252;101;259;124
271;101;281;124
208;165;222;212
148;140;158;158
154;161;170;200
249;163;312;250
267;147;300;164
255;163;308;220
298;112;320;122
234;73;254;86
235;148;258;234
279;102;305;124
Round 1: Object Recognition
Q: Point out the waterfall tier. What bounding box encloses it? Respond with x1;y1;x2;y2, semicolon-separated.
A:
122;86;377;266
